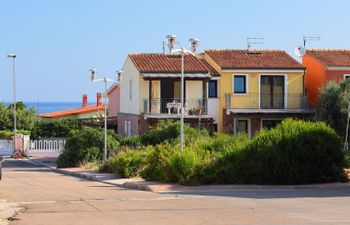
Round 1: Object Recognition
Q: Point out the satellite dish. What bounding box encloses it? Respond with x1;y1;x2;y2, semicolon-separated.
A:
294;46;306;57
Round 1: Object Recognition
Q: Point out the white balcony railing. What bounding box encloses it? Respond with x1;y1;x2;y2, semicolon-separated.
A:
225;93;309;110
144;98;208;116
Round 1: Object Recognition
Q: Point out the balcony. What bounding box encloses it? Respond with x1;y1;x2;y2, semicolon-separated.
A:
143;98;209;118
225;93;310;113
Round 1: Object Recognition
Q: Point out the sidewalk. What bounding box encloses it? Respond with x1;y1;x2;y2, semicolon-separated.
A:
29;157;350;193
29;157;180;192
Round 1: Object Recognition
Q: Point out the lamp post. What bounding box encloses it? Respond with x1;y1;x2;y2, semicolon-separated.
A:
165;35;199;152
89;69;122;160
7;54;16;157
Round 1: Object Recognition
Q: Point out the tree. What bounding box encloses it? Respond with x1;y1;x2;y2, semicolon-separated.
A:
0;102;36;131
317;79;350;136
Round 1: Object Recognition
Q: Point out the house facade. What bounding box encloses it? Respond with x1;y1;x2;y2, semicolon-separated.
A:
204;49;314;136
106;83;120;117
117;53;219;136
302;49;350;107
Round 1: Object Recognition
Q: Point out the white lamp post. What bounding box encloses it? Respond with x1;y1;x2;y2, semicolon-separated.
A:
165;35;199;152
89;69;122;160
7;54;16;157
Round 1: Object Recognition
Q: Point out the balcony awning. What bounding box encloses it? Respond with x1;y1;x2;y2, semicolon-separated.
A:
142;73;211;79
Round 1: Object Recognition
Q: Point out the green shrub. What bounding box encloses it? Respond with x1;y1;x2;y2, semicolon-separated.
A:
167;148;216;185
141;120;180;145
31;118;79;139
120;135;142;148
57;127;119;168
220;119;346;184
140;143;177;181
0;130;30;139
109;147;150;177
0;102;36;131
197;132;249;154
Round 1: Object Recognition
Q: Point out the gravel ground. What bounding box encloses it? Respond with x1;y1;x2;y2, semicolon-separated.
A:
0;200;22;225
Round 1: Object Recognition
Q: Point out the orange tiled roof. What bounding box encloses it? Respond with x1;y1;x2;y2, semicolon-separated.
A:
129;53;211;74
40;104;106;119
305;49;350;67
205;49;305;70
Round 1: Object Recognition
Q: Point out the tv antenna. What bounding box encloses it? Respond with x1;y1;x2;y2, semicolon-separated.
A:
247;37;264;51
303;36;320;48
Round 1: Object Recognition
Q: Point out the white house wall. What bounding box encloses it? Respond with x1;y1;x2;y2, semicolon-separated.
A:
119;56;140;115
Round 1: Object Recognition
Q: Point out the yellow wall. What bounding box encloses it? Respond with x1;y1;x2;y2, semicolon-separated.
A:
204;53;305;132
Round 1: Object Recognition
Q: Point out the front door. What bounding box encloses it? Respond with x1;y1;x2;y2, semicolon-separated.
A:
260;76;285;109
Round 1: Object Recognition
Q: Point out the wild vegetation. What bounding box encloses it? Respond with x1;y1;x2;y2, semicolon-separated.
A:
0;102;36;132
101;119;347;185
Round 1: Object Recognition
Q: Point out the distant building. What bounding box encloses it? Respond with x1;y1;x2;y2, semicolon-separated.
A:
302;49;350;107
39;93;105;120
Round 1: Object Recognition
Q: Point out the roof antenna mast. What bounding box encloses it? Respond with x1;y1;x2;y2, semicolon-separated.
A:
303;36;320;48
247;37;264;52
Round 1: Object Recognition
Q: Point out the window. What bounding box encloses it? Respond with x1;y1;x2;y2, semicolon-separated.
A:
344;74;350;80
236;119;248;133
233;75;247;93
129;79;133;99
208;80;218;98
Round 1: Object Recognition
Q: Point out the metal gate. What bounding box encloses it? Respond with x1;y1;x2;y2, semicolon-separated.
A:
26;138;66;157
0;140;13;157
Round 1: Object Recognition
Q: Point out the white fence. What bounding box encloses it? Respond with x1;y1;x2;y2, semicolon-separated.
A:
0;140;13;156
27;138;66;157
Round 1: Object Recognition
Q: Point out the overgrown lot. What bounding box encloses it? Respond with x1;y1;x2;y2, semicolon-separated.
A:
101;119;347;185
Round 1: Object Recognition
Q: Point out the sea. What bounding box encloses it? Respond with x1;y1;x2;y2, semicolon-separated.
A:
4;102;91;114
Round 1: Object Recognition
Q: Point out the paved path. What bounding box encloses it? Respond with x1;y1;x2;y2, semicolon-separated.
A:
1;159;350;225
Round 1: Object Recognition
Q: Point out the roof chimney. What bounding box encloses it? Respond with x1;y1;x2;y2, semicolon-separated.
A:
82;94;88;107
97;92;102;106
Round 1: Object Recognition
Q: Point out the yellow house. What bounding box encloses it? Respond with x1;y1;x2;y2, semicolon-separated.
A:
204;49;315;136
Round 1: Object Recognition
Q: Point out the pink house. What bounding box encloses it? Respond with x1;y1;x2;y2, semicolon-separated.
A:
107;83;120;117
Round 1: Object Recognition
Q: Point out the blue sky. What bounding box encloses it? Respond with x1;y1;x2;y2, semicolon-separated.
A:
1;0;350;102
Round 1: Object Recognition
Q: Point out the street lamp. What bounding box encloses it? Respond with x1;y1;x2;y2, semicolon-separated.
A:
89;69;122;160
166;35;199;152
7;54;16;157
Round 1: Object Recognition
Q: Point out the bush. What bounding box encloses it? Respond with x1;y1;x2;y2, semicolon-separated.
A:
104;119;346;185
141;120;180;145
0;102;36;131
120;135;142;148
109;147;150;177
219;119;346;184
31;118;79;139
0;130;31;139
57;127;119;168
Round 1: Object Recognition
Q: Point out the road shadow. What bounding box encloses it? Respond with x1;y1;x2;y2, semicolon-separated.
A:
161;183;350;199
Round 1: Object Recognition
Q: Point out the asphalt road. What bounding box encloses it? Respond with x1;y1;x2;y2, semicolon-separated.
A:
1;159;350;225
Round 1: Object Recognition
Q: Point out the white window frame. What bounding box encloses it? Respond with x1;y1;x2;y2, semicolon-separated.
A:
233;118;251;138
232;74;249;95
343;74;350;80
258;74;288;109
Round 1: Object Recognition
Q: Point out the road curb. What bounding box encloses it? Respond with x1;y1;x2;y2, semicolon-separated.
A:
28;158;156;192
